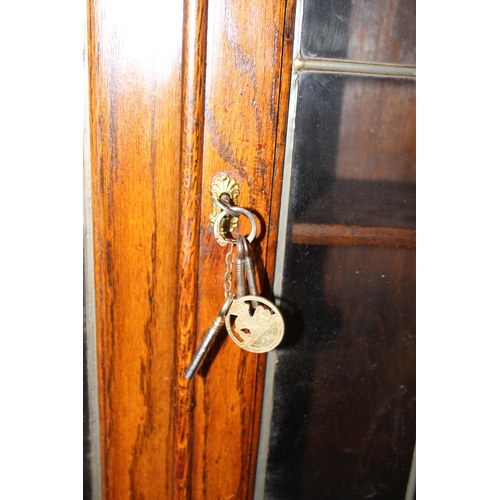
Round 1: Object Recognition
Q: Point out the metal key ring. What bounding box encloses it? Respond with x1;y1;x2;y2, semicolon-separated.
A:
214;206;257;246
240;232;250;256
210;196;240;219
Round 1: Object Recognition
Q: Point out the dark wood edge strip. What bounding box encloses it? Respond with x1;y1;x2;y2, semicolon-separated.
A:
292;223;416;248
174;0;208;497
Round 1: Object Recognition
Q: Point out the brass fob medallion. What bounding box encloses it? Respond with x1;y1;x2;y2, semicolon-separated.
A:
225;295;285;353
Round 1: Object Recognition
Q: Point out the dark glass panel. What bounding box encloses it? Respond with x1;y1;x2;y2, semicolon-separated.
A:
265;4;416;495
301;0;416;65
264;245;416;500
290;72;415;227
296;180;415;229
264;51;415;500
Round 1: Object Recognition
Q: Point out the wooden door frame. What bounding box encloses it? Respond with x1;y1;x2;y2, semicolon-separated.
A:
86;0;296;497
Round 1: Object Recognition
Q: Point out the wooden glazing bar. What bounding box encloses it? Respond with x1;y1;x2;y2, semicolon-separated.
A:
292;223;416;248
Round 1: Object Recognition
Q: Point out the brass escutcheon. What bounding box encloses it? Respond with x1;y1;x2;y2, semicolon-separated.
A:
210;175;240;232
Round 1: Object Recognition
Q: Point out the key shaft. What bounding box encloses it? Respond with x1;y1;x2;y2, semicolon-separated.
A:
240;235;259;308
184;294;235;380
235;252;246;298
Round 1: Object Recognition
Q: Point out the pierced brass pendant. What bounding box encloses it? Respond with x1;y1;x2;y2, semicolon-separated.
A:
210;175;240;232
225;295;285;353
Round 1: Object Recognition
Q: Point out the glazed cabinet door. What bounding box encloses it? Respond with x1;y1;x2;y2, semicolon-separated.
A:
85;0;295;498
85;0;416;498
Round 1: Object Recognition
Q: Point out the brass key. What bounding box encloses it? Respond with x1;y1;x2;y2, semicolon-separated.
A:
184;293;235;379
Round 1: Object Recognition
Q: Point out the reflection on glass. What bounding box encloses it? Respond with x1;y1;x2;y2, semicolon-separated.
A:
264;34;415;500
265;245;416;500
290;72;415;226
301;0;416;65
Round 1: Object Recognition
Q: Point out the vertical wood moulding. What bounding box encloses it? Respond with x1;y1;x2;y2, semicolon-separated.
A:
174;0;208;498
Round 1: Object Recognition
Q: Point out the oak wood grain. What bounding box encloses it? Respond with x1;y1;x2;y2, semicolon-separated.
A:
87;0;183;498
189;1;292;498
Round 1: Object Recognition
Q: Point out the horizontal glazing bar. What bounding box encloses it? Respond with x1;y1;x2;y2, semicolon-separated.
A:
294;57;416;78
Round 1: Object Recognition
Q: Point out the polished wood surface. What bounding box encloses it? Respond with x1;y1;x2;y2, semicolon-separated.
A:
292;223;416;248
87;0;294;497
88;0;183;498
190;0;294;498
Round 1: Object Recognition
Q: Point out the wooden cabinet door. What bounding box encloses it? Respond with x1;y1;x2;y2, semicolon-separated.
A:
86;0;295;498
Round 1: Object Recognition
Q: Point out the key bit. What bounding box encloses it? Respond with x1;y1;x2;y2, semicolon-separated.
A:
184;294;235;380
